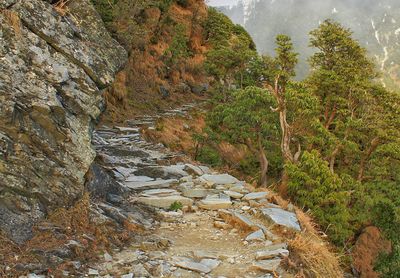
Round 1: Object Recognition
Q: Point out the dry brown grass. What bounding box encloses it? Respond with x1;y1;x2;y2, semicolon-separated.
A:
0;193;138;277
284;209;344;278
100;0;210;124
1;9;21;36
53;0;71;16
143;114;206;157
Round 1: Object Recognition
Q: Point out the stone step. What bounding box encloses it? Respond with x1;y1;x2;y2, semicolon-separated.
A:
252;259;282;273
173;257;212;274
261;207;301;231
137;195;193;209
255;249;289;260
125;179;178;191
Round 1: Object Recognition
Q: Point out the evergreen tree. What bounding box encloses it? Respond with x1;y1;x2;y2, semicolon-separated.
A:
207;87;280;186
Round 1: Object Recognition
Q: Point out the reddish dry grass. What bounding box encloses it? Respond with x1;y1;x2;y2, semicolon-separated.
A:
0;193;137;277
1;10;21;36
101;1;210;124
142;113;205;157
352;226;391;278
53;0;71;16
284;210;344;278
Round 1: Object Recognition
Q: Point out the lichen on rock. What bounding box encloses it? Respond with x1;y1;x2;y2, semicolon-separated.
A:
0;0;127;243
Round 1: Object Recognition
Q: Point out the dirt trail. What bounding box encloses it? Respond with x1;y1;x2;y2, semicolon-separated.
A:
87;104;299;278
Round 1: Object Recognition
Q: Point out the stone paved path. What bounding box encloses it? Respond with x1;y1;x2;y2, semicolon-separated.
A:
87;104;301;278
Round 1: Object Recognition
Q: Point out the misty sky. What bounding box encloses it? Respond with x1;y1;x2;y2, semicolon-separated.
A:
207;0;238;6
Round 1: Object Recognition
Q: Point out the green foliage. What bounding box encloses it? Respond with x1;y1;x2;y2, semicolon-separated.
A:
286;151;352;245
238;154;259;176
164;24;191;66
91;0;118;25
232;24;256;51
275;34;298;81
206;86;281;184
176;0;189;8
373;201;400;277
91;0;150;48
207;86;279;143
169;201;183;211
154;0;174;13
307;20;379;165
196;146;222;167
204;8;257;89
204;8;234;47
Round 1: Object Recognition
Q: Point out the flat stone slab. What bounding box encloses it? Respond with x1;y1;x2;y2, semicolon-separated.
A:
257;225;279;241
163;165;190;177
218;210;259;232
200;258;220;270
174;260;211;274
199;165;211;174
246;229;265;242
261;208;301;231
115;126;140;132
184;164;204;176
243;192;268;201
228;184;248;194
199;174;239;185
223;190;244;199
252;259;282;273
125;179;178;190
264;243;289;251
114;167;136;177
134;165;188;179
126;175;154;182
182;188;210;198
198;199;232;210
198;194;232;210
192;250;219;260
140;189;180;197
138;195;193;209
256;249;289;260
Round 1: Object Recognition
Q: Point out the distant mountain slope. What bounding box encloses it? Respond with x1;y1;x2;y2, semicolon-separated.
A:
218;0;400;88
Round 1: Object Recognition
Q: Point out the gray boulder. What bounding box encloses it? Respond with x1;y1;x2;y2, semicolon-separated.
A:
0;0;127;243
261;208;301;231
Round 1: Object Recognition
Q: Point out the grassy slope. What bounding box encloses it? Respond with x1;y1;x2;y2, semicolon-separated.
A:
92;0;211;123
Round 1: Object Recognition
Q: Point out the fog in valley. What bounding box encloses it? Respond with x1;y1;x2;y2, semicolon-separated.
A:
213;0;400;85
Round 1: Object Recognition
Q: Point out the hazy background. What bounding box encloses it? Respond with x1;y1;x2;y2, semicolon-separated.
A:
209;0;400;87
207;0;238;6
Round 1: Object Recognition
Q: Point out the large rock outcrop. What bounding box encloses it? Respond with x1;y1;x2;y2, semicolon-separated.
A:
0;0;127;243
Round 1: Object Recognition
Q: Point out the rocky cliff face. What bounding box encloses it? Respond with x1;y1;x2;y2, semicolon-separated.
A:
0;0;127;243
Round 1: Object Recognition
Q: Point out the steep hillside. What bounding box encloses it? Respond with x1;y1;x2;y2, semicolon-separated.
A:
91;0;213;122
218;0;400;89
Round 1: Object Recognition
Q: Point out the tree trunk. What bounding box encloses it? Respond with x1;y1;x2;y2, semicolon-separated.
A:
329;144;341;173
279;106;293;163
245;136;269;187
269;77;294;163
258;136;269;187
324;105;337;129
263;77;296;194
358;137;380;182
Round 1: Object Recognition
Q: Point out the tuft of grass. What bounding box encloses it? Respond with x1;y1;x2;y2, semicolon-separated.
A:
169;201;183;211
53;0;71;16
0;193;139;276
283;209;344;278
